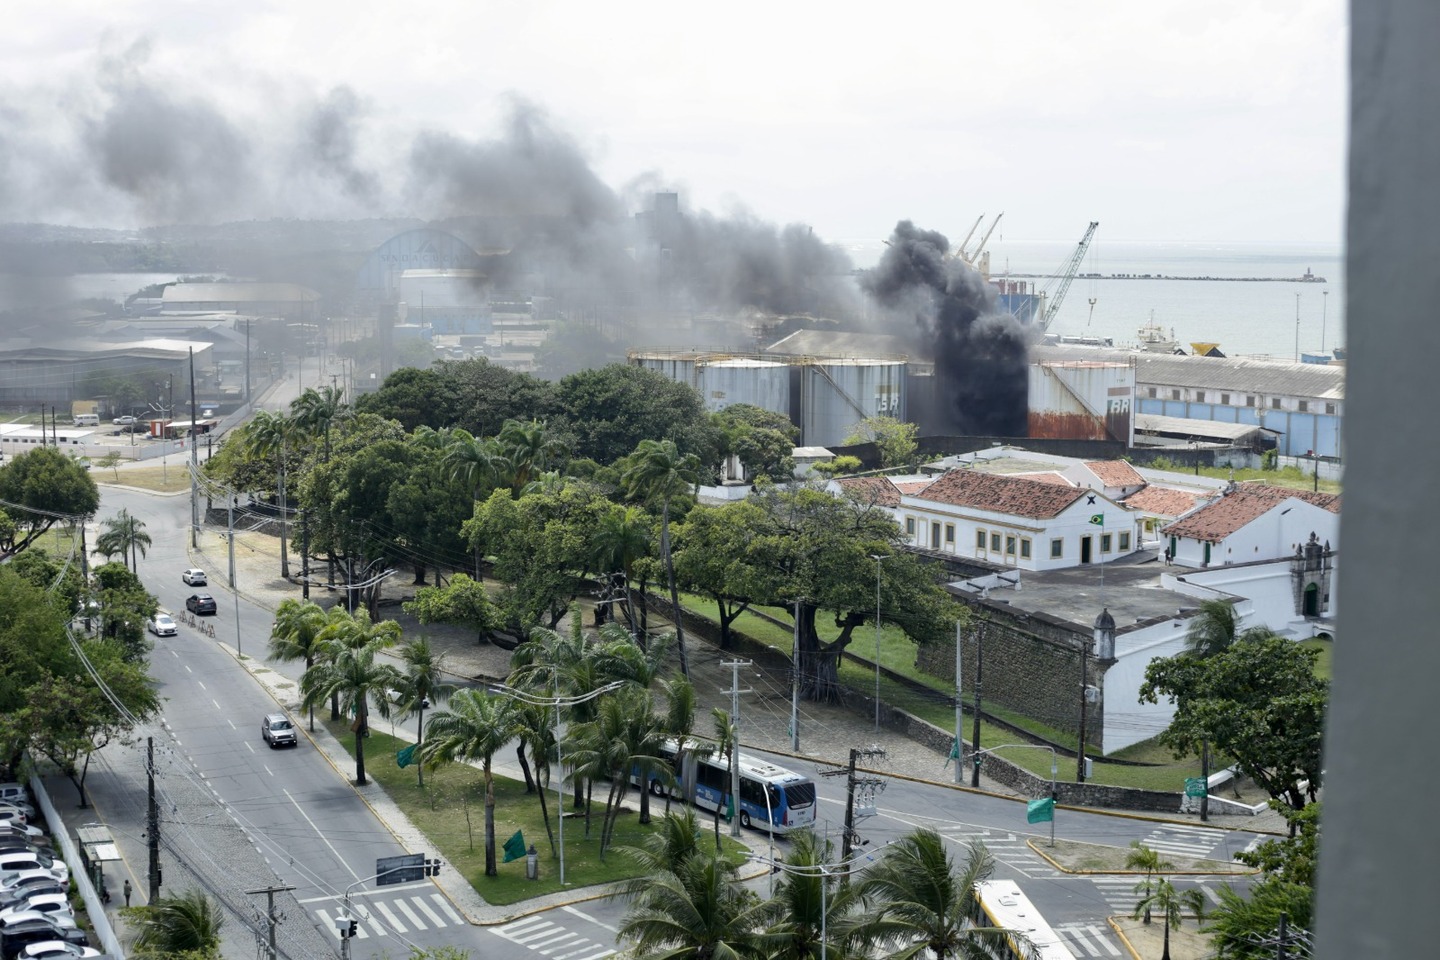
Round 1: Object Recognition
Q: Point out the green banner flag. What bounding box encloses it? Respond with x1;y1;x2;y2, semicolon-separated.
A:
396;743;417;769
1026;797;1055;824
943;738;959;768
725;795;736;821
1089;513;1105;526
502;830;527;863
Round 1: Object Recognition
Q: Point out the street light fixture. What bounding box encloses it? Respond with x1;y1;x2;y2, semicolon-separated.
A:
972;743;1059;846
484;679;625;884
868;554;889;733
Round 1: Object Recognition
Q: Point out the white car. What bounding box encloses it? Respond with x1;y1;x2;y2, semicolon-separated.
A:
0;822;44;841
19;942;101;959
112;416;136;426
0;909;77;932
181;568;207;586
0;893;73;927
146;613;177;637
0;854;67;885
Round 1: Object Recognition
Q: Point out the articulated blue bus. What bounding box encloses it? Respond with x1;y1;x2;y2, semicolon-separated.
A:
638;740;818;835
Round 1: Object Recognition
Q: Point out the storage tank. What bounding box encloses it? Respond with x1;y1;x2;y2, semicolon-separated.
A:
799;359;908;447
1028;360;1135;443
630;352;703;393
698;357;791;415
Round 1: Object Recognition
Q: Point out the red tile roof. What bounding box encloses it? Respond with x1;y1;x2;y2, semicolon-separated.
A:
1163;484;1341;542
1085;460;1146;488
893;480;934;496
1123;485;1213;518
1013;471;1076;487
836;476;902;507
914;469;1087;519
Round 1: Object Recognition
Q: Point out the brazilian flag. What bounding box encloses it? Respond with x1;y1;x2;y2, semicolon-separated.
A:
503;830;527;863
1089;514;1105;526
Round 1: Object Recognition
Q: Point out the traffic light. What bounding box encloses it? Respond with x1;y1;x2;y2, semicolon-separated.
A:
425;858;442;877
346;918;358;939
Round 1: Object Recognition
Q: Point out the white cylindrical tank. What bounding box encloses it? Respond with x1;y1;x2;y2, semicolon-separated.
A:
800;359;908;447
630;352;703;393
699;357;791;415
1028;360;1135;443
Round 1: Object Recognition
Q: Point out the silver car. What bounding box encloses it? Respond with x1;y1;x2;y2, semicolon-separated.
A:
261;714;297;749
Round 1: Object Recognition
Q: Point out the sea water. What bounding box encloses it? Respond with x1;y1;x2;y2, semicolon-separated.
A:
836;238;1346;360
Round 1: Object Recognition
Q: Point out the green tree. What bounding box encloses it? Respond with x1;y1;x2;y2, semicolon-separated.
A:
497;418;568;495
671;502;763;651
126;888;225;958
623;439;702;676
616;848;768;960
92;561;158;662
1125;842;1171;924
1140;633;1327;813
1132;877;1205;960
712;404;799;482
843;416;918;468
556;364;718;465
302;624;403;784
420;689;518;876
850;832;1017;960
268;599;330;729
395;636;457;787
93;450;125;480
591;505;652;634
569;685;670;855
759;829;865;960
238;410;302;578
290;384;349;462
1204;803;1318;959
404;574;501;645
94;508;151;572
0;447;101;561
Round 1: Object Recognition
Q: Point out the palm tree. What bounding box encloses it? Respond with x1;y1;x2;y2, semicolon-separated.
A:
592;505;651;633
395;637;456;787
614;808;705;901
1125;842;1172;924
1132;876;1206;960
510;701;558;853
851;831;1019;960
444;428;507;500
660;676;699;813
623;439;701;676
127;888;225;958
497;418;567;495
710;706;737;850
290;384;348;462
95;508;151;572
616;849;768;960
420;689;518;876
267;599;330;730
759;829;865;960
314;606;403;721
241;410;301;578
301;636;403;785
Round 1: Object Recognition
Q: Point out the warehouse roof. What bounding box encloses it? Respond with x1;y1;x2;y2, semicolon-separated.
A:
1163;484;1341;542
1135;413;1282;442
162;282;320;304
1033;345;1344;401
766;329;913;358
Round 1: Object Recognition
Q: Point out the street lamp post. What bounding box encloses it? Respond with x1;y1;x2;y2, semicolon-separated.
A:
973;743;1059;846
485;679;624;885
868;554;889;733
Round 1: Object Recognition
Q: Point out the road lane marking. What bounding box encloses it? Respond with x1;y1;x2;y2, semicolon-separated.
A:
392;897;427;930
227;719;236;730
284;788;360;881
265;765;273;776
373;901;406;933
198;681;207;690
562;906;620;933
511;923;562;943
430;893;463;923
244;742;254;753
411;896;444;926
184;663;191;671
213;699;222;711
500;917;549;934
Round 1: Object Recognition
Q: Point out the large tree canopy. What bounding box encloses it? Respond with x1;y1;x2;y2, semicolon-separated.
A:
555;364;719;466
0;447;100;561
1140;633;1328;813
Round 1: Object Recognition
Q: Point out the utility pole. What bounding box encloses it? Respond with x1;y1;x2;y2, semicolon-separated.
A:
721;659;752;838
301;511;310;601
146;737;161;901
830;746;886;874
790;599;801;752
245;883;296;960
189;347;199;549
970;625;983;788
954;621;963;785
1076;643;1089;783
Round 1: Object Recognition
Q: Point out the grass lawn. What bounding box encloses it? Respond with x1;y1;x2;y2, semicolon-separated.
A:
1173;462;1339;494
675;593;1205;793
1299;637;1333;680
95;465;192;494
324;720;748;905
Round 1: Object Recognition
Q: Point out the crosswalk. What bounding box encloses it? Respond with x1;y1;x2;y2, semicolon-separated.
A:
312;889;466;940
1053;922;1123;958
1134;822;1231;861
940;828;1063;879
491;913;616;960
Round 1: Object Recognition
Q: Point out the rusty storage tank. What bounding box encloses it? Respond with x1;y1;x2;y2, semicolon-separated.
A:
698;357;792;416
799;358;908;447
1028;359;1135;443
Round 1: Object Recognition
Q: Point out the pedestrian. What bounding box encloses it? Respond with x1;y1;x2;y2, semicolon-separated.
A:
123;879;131;908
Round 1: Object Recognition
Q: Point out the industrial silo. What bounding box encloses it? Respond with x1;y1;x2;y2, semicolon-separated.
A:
1027;359;1135;443
629;351;703;393
799;359;908;447
698;357;792;416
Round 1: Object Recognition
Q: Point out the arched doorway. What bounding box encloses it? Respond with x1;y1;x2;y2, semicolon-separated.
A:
1304;582;1320;617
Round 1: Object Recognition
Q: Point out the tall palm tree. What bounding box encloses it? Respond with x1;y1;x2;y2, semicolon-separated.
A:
290;384;348;462
95;508;151;572
660;676;699;813
498;418;567;495
623;439;701;676
128;887;225;958
617;849;768;960
851;831;1019;960
1125;842;1172;924
592;505;651;634
421;689;518;876
301;637;402;785
759;829;865;960
1132;876;1206;960
710;706;737;850
314;606;403;721
614;808;705;901
396;636;456;787
241;410;301;578
443;428;507;500
510;700;558;853
267;598;330;730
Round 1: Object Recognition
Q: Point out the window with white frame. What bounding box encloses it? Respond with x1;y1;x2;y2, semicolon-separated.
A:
1020;539;1032;560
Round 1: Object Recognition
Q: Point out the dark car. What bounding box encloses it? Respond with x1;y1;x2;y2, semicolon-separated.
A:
0;918;88;957
185;594;217;616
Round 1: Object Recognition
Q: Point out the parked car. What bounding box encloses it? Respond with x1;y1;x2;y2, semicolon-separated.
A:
0;788;28;809
0;882;64;910
0;910;75;933
261;714;297;749
146;613;177;637
185;594;217;616
0;855;66;886
181;568;207;586
0;919;89;956
111;416;136;426
0;824;44;843
0;809;28;829
0;874;62;896
0;895;73;928
17;940;101;959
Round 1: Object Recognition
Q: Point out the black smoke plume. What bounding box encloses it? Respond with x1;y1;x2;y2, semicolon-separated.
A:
863;220;1028;436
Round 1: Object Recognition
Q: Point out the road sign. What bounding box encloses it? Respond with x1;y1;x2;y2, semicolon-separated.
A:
1184;777;1207;798
376;853;426;886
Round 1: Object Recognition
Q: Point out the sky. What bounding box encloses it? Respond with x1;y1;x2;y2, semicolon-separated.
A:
1;1;1349;245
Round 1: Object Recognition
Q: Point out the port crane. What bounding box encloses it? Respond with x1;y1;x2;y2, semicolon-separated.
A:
945;212;1004;278
1039;221;1099;332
